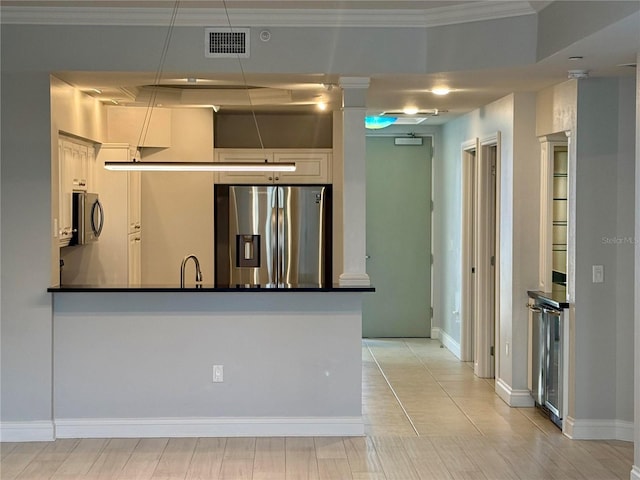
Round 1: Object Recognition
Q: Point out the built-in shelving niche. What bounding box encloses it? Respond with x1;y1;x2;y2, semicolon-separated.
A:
552;146;568;287
539;134;569;293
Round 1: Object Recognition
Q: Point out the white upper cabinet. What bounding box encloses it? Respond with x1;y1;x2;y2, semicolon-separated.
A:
58;139;74;246
58;136;97;246
274;151;332;184
215;149;332;184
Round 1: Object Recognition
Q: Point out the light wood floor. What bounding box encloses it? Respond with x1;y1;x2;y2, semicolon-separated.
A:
1;338;634;479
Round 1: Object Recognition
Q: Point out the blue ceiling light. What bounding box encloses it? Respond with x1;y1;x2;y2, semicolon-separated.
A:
365;116;397;129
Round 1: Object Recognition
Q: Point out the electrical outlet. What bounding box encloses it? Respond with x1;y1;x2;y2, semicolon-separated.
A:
212;365;224;383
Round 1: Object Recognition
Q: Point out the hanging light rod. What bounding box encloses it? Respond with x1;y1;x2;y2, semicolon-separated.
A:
104;161;296;172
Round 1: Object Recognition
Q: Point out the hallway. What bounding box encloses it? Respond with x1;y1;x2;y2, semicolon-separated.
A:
0;339;633;479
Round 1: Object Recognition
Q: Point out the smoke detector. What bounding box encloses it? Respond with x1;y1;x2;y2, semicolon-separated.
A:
568;69;589;79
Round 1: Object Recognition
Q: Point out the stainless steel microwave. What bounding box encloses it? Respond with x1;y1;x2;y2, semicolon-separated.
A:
71;192;104;245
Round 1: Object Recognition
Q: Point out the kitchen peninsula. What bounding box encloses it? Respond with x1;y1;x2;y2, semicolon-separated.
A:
47;285;373;438
44;75;376;440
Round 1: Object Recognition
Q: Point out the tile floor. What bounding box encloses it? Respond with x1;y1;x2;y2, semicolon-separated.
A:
0;338;634;479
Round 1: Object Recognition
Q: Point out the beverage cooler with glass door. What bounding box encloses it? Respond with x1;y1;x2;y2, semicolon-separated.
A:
528;295;566;429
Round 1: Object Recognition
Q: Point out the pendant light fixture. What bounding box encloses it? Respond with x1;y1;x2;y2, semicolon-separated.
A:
105;161;296;172
104;1;295;173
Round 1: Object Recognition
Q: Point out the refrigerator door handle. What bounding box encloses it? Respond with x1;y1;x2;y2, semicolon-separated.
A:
277;207;285;286
269;205;277;285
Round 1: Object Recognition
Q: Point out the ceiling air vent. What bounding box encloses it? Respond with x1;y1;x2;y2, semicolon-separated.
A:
205;28;250;58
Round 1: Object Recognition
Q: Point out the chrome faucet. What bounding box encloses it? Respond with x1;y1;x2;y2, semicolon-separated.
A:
180;254;203;288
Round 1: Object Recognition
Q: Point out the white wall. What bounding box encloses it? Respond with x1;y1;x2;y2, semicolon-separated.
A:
139;108;215;285
435;93;539;403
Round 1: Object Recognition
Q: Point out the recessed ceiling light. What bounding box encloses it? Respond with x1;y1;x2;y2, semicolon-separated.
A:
432;87;450;96
403;107;419;115
91;88;103;94
317;102;328;111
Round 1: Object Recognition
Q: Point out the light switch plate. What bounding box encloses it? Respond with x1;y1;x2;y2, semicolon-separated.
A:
592;265;604;283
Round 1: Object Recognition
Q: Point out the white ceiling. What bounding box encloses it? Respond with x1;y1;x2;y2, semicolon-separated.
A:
2;0;637;125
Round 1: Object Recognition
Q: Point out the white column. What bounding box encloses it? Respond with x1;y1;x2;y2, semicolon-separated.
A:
339;77;370;287
632;53;640;480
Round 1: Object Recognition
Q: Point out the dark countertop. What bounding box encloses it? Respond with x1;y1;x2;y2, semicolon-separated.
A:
527;288;570;309
48;283;375;293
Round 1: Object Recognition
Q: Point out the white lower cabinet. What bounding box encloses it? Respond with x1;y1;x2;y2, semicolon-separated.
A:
215;149;332;184
128;232;142;286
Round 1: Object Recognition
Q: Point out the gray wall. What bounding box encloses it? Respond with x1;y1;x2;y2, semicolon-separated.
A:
54;293;362;421
0;72;54;423
0;18;543;426
0;9;637;445
435;93;539;400
537;1;640;61
573;77;635;423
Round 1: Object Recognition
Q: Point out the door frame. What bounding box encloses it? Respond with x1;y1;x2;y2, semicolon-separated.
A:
460;138;478;363
476;133;500;378
461;133;501;378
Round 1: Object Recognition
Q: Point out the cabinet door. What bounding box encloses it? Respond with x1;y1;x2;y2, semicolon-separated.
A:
58;139;74;245
128;170;141;234
128;232;142;286
72;143;88;190
275;152;331;184
216;151;274;184
86;146;96;192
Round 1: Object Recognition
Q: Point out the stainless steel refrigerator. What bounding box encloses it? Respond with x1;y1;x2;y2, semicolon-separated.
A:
215;185;332;287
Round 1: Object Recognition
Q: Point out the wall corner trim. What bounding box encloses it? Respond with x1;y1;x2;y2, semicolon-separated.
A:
563;417;634;441
0;421;55;442
495;378;535;407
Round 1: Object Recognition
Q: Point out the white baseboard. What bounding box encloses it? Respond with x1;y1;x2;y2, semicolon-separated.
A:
495;378;534;407
0;421;55;442
563;416;634;441
440;329;461;359
431;327;441;340
630;465;640;480
54;416;364;439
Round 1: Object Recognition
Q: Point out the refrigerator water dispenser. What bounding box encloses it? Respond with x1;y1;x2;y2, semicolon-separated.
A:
236;234;260;268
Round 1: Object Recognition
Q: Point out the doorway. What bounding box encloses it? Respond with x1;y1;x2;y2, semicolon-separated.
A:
461;136;499;378
362;136;432;337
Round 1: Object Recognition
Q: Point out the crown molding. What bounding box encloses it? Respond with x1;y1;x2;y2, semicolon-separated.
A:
0;2;535;27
